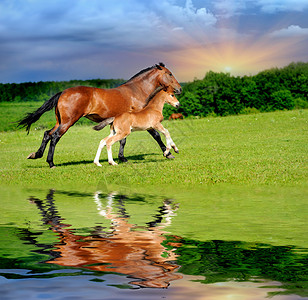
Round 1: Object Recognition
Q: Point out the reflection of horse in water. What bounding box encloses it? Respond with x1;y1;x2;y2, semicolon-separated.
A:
30;190;182;288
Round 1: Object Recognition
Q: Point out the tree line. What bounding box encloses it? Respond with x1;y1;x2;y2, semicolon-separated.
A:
0;62;307;117
164;61;308;117
0;79;124;103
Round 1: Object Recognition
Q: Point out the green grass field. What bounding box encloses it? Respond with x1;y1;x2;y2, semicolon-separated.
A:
0;104;307;189
0;101;93;132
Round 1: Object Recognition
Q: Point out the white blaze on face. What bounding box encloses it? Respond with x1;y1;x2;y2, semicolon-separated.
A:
166;94;180;107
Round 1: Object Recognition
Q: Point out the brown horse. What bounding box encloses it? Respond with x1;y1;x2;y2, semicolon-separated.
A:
93;87;180;166
169;113;184;120
17;63;182;168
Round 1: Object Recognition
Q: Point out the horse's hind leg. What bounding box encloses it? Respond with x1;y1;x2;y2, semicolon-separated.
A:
46;122;72;168
46;128;61;169
147;129;175;159
27;125;59;159
118;138;127;162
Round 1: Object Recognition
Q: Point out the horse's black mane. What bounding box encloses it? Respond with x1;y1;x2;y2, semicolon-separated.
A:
123;62;165;84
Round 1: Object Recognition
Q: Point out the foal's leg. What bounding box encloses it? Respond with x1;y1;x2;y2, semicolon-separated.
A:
94;128;129;166
106;132;129;166
147;129;174;159
153;124;179;157
118;129;174;161
94;138;107;167
94;129;114;167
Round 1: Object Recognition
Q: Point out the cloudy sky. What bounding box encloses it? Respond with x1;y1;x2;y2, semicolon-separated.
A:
0;0;308;83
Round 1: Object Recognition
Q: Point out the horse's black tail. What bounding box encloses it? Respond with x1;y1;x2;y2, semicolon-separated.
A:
92;117;115;131
17;92;62;134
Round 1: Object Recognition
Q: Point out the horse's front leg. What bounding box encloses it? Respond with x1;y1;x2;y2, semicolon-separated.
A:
153;124;179;157
147;129;175;159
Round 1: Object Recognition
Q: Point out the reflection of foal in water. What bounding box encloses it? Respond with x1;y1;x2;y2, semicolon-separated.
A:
30;190;182;288
93;87;180;166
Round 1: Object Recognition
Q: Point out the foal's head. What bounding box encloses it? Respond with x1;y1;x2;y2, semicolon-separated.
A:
162;88;180;108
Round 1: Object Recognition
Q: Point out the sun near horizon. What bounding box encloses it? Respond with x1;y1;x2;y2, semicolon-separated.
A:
160;29;307;82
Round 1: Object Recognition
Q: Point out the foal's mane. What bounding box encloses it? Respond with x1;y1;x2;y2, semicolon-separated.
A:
123;62;165;85
143;86;164;108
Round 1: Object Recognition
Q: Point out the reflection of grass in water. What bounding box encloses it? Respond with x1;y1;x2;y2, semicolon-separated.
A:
0;227;306;296
1;109;307;187
1;185;307;247
0;187;307;296
164;237;308;297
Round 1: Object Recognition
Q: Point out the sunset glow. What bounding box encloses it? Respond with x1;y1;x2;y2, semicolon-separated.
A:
158;22;308;81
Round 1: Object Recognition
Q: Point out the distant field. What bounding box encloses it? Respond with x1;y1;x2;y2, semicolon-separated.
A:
0;107;307;188
0;101;94;132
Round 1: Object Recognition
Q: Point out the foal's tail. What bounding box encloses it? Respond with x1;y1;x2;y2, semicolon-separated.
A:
92;117;115;131
17;92;62;134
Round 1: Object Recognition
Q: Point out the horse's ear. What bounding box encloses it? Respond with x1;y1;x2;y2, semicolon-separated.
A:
155;62;165;70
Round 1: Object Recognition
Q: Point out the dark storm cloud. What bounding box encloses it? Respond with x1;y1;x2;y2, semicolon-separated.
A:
0;0;307;83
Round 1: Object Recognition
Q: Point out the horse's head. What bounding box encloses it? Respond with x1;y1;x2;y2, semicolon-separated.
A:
163;86;180;108
155;63;182;95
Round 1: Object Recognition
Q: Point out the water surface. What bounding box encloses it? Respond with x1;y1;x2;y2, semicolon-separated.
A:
0;186;307;299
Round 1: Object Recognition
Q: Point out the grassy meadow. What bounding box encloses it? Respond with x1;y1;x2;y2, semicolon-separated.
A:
0;103;307;189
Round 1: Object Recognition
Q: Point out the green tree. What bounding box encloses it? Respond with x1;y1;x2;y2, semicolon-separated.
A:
268;90;295;111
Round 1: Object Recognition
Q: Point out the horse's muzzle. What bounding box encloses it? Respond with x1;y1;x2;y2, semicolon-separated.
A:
174;87;182;95
175;102;180;108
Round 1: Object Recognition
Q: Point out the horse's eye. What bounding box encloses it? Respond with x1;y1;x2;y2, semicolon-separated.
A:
169;73;173;77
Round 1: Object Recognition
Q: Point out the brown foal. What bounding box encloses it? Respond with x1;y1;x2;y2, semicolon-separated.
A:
93;87;180;166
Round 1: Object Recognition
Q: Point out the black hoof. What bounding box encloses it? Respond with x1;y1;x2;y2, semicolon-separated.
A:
118;157;128;163
48;162;56;168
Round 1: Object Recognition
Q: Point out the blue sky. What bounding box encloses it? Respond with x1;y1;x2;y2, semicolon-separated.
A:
0;0;308;83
